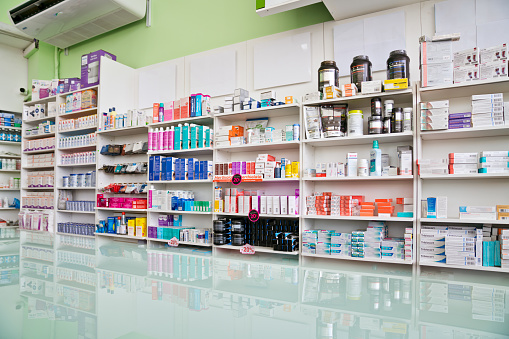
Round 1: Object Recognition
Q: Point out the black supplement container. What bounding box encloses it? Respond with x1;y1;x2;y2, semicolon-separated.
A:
318;60;340;92
392;107;403;133
387;50;410;81
350;55;372;91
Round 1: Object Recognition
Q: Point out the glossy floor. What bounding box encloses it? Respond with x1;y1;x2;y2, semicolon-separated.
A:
1;237;508;339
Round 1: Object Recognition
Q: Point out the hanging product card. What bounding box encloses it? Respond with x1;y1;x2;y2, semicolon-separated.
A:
168;237;179;247
248;209;260;222
214;174;263;182
240;244;255;255
231;174;242;185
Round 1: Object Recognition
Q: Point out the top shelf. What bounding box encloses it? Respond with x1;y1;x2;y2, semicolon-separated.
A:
303;89;413;107
149;115;213;128
420;125;509;140
58;85;99;97
214;103;300;121
419;77;509;101
24;96;57;105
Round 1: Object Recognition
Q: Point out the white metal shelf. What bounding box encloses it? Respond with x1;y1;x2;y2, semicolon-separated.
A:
147;237;212;247
23;132;55;140
148;147;213;156
58;163;96;168
216;212;299;218
0;126;21;131
149;115;214;128
420;173;509;180
303;88;413;107
23;148;55;155
56;232;95;239
420;218;507;225
420;125;509;140
57;85;99;97
214;244;299;255
57;144;96;152
148;179;212;184
23;115;56;124
56;187;95;190
0;188;19;191
215;140;299;152
214;103;300;121
303;132;413;147
95;207;147;213
97;125;148;136
419;77;509;100
57;210;95;214
149;210;212;215
58;126;97;134
301;252;412;264
0;169;20;173
95;233;146;240
0;154;21;159
303;215;414;222
22;166;54;170
304;175;413;182
58;107;97;119
0;141;22;146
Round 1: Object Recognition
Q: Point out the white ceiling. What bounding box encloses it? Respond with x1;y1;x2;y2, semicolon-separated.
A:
0;22;33;50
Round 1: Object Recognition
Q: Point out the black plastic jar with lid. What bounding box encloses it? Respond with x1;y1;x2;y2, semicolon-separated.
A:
350;55;372;91
318;60;339;92
387;50;410;81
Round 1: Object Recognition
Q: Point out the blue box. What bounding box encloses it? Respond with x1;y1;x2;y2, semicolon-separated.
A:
149;156;155;181
194;160;200;180
161;157;167;181
190;95;196;117
427;197;437;218
188;158;194;180
154;156;161;181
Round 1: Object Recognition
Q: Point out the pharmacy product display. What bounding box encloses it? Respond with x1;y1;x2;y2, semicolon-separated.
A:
100;107;148;131
57;222;95;236
58;132;96;149
22;192;54;209
303;221;412;261
215;121;299;148
147;214;211;244
149;156;212;181
149;123;212;151
214;187;298;216
152;93;212;122
99;182;145;194
25;120;54;138
213;217;299;252
418;151;509;175
18;210;53;232
0;112;21;128
150;190;210;212
0;158;20;171
0;177;20;189
61;171;96;188
60;88;97;114
215;88;298;114
214;154;299;179
96;215;147;237
420;37;508;87
26;154;54;168
97;194;147;210
421;196;507;221
26;171;53;188
58;114;97;131
99;161;147;175
24;137;55;152
421;95;506;131
99;142;148;156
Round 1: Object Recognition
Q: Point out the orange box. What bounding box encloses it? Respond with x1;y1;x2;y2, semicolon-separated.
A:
377;202;392;207
153;103;160;123
375;199;393;203
360;211;375;216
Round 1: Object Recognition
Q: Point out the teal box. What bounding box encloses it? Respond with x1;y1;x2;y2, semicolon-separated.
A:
182;125;189;149
205;128;211;147
198;126;204;148
190;126;197;149
174;126;181;150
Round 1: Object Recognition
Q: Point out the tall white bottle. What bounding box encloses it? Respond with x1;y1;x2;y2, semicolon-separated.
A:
369;140;382;176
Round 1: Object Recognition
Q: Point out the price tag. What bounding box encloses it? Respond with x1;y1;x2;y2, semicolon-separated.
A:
231;174;242;185
240;244;256;255
248;209;260;222
168;237;179;247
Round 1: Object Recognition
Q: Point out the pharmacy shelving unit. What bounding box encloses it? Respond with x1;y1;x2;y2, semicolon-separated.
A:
416;78;509;274
146;113;215;250
300;87;418;267
213;103;302;257
55;85;99;249
1;111;22;221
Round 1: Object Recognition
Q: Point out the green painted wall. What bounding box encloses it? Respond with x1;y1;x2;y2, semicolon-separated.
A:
1;1;332;84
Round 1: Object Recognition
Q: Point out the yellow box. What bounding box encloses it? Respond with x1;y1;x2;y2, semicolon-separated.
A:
135;217;147;237
323;85;342;99
285;96;295;104
383;78;409;90
292;162;300;178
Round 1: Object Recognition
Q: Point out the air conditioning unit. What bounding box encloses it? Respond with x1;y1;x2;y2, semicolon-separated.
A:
9;0;146;49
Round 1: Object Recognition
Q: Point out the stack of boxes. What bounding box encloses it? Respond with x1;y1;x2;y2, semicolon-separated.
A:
419;281;449;314
331;232;351;257
234;88;249;112
214;187;298;215
420;38;453;88
479;150;509;174
306;192;331;216
453;47;479;84
339;195;363;216
501;229;509;269
449;152;478;174
404;228;413;261
445;226;479;266
421;100;449;130
316;230;333;255
381;238;405;260
397;198;413;218
255;153;276;179
472;93;504;128
448;112;472;129
420;225;447;264
214;125;244;147
480;44;508;80
459;206;496;221
302;230;317;254
260;90;276;108
352;223;386;259
417;159;448;175
224;96;233;113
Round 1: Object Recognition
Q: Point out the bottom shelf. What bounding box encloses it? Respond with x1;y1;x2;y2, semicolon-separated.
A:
95;233;146;240
214;244;299;255
301;252;412;265
147;237;212;247
420;261;509;273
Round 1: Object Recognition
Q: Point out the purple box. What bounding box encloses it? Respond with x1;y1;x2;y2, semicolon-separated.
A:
448;123;472;129
449;112;472;119
63;78;81;93
80;50;116;88
448;118;472;125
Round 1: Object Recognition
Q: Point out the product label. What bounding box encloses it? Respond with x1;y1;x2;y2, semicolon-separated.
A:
388;61;407;79
240;244;256;255
319;69;337;91
248;209;260;222
351;65;367;86
231;173;242;185
168;237;179;247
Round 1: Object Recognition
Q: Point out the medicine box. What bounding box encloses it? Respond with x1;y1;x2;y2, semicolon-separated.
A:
80;50;116;88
